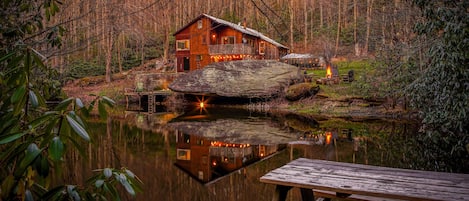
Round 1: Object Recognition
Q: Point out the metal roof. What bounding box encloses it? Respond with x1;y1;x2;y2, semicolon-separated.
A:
281;53;317;59
174;14;288;49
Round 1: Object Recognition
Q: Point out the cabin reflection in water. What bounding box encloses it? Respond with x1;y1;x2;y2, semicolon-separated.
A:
175;132;283;184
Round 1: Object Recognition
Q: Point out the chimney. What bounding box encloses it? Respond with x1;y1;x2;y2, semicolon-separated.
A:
243;17;246;29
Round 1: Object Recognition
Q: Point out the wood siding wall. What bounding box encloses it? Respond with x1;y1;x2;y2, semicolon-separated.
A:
175;16;287;72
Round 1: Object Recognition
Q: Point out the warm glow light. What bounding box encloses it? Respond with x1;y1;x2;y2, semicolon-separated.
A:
325;132;332;145
199;102;204;108
326;65;332;78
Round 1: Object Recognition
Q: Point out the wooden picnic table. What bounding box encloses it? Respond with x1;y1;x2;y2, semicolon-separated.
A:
260;158;469;201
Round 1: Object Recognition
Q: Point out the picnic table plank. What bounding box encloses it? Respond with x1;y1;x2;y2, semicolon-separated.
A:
260;158;469;201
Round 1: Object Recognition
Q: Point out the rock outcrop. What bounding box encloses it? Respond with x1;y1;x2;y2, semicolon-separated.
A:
168;119;297;145
168;60;302;98
285;83;320;101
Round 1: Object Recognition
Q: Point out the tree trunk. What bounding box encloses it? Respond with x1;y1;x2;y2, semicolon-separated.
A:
105;29;113;83
363;0;373;56
319;0;323;28
304;0;308;51
289;0;294;52
334;0;341;57
353;0;360;56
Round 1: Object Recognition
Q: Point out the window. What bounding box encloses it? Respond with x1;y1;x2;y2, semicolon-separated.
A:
222;36;235;44
176;40;190;50
183;134;190;144
177;149;191;160
196;55;203;61
259;41;265;55
197;20;203;29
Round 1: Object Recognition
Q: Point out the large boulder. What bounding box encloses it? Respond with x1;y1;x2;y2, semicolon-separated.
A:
168;60;301;98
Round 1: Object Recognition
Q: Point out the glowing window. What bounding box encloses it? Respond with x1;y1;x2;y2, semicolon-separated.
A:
177;149;191;160
222;36;235;44
259;41;265;55
176;40;190;50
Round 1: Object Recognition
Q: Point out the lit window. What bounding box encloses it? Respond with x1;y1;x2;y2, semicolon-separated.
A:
176;40;190;50
177;149;191;160
222;36;235;44
259;41;265;55
196;55;203;61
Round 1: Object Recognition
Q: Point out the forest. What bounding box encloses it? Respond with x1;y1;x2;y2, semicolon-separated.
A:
44;0;418;80
0;0;468;200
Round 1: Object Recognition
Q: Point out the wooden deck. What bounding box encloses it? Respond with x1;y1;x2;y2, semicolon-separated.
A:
260;158;469;201
124;89;173;113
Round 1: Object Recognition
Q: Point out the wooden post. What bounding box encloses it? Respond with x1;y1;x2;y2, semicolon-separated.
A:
300;188;315;201
272;185;292;201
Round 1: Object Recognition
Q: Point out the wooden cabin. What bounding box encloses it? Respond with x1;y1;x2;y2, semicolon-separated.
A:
173;14;289;72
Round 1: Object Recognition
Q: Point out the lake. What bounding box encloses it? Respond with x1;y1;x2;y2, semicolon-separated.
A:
58;106;468;201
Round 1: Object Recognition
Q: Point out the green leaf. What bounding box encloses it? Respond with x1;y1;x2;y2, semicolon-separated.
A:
102;96;115;106
95;179;104;188
98;101;107;119
75;98;84;108
0;132;25;144
118;173;135;196
25;189;34;201
104;183;121;201
0;51;16;62
40;185;65;201
124;169;135;179
1;175;15;198
49;136;64;161
103;168;112;178
31;50;45;69
54;97;73;111
30;112;58;129
68;111;85;127
63;135;86;156
15;143;43;177
29;90;39;108
38;155;49;177
66;114;90;141
11;85;26;103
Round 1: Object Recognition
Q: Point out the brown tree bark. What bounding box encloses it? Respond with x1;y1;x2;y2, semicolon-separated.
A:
364;0;374;56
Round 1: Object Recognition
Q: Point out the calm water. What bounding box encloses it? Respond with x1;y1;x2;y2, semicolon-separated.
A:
59;106;468;201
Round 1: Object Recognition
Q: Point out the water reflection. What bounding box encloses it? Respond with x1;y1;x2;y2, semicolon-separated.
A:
58;106;468;201
174;132;283;184
169;107;292;184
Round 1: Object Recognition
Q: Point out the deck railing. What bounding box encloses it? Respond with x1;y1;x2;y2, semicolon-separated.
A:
209;44;254;55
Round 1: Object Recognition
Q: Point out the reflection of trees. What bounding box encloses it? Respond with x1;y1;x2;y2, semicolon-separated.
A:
57;117;467;201
289;120;468;173
58;118;302;200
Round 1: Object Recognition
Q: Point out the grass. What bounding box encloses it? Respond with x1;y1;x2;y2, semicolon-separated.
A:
287;59;382;117
303;59;374;99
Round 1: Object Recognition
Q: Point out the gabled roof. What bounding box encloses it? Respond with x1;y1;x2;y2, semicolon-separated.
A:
173;14;288;49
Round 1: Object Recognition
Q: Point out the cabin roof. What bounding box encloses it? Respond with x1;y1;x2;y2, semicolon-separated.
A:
173;14;288;49
281;53;317;59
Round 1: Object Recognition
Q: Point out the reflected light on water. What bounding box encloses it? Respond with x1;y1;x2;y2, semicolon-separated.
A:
325;131;332;145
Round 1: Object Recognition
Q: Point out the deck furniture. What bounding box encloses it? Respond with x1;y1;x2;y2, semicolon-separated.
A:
260;158;469;201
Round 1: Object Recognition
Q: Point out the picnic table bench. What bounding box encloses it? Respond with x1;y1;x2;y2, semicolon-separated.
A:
260;158;469;201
